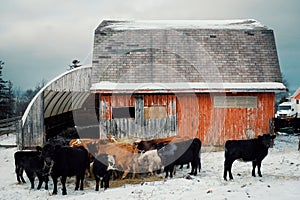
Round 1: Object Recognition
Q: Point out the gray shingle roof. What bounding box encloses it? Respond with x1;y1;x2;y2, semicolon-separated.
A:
91;20;282;86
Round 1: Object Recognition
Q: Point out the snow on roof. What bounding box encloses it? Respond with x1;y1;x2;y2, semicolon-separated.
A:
21;65;92;126
90;81;286;93
291;87;300;99
100;19;268;31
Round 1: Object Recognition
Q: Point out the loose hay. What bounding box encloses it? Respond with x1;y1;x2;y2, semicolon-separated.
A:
82;174;164;190
109;175;163;188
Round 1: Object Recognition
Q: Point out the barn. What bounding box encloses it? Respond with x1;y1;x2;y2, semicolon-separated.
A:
18;19;286;149
291;88;300;113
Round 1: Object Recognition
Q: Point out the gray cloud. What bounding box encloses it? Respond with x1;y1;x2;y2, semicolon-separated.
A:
0;0;299;92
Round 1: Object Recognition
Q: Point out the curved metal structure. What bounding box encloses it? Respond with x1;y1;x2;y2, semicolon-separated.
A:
18;66;92;149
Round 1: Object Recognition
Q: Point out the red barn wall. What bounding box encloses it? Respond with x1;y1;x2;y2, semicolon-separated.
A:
177;93;275;145
98;92;275;146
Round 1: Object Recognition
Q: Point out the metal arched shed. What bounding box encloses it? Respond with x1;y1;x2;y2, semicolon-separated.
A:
17;66;92;149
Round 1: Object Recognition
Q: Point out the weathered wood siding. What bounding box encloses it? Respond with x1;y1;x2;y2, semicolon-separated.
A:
177;93;275;145
19;94;44;149
99;92;275;146
99;94;177;139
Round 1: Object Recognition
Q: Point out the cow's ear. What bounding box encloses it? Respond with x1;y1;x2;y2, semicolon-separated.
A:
36;146;42;152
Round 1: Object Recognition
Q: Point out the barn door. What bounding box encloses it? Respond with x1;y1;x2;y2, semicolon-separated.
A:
142;94;177;139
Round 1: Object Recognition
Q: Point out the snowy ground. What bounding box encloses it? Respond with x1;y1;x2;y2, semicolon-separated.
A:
0;133;299;200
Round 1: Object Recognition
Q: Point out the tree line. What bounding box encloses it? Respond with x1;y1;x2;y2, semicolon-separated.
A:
0;60;44;120
0;59;82;120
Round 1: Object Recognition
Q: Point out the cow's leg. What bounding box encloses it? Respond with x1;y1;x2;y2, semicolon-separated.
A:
121;171;129;179
95;177;100;191
61;176;67;195
104;179;109;190
28;176;35;189
189;161;196;175
44;176;49;190
131;162;137;179
252;161;257;177
25;169;35;189
257;161;262;177
169;165;174;178
75;176;79;191
100;178;104;188
165;171;168;178
103;173;110;189
79;175;84;190
223;160;228;180
37;175;43;190
52;176;58;195
17;167;26;183
224;159;234;180
164;166;169;178
198;157;201;172
15;166;21;183
228;161;234;180
193;160;198;175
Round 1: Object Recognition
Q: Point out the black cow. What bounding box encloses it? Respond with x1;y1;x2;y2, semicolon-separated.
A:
93;154;115;191
223;134;276;181
14;147;48;190
158;138;201;178
42;143;89;195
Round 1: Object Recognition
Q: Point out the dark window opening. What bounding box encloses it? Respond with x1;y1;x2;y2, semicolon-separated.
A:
210;35;216;38
112;107;135;119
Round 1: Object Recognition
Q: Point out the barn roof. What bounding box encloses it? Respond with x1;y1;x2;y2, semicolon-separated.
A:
291;87;300;99
92;19;283;90
96;19;268;31
90;81;285;93
22;66;92;126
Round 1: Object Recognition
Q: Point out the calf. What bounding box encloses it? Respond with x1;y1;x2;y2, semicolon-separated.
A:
93;154;115;190
138;149;162;175
158;138;201;178
86;142;139;179
223;134;276;181
42;143;89;195
14;147;48;190
14;149;40;184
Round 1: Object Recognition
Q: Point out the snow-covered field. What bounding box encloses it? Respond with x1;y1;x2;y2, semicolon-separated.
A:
0;133;299;200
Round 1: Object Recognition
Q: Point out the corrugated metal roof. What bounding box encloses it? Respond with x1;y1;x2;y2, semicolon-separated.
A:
43;91;91;118
22;66;92;126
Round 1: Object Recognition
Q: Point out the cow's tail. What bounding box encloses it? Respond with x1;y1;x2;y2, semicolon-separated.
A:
224;141;229;158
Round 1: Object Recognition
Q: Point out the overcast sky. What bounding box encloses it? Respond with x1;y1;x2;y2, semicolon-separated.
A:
0;0;299;92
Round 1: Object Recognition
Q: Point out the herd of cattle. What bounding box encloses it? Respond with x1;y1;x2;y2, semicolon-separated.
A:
14;133;276;195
